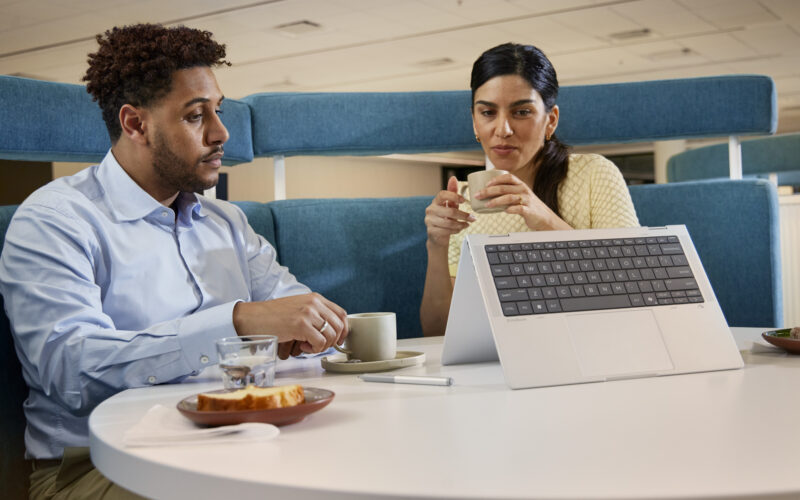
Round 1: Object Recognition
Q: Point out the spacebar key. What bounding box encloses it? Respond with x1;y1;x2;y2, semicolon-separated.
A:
560;295;632;312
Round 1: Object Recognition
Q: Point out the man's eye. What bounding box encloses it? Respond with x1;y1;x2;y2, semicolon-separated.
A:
215;109;223;115
187;113;202;122
480;110;495;117
515;109;532;117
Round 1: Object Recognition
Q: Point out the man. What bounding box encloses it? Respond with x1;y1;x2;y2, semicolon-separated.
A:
0;24;347;498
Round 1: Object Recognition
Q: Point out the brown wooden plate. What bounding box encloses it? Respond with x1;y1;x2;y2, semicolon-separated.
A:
177;387;334;427
761;329;800;354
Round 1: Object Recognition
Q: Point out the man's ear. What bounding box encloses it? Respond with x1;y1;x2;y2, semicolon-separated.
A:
118;104;148;145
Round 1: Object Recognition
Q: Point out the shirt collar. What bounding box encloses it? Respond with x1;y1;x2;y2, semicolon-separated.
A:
96;150;209;222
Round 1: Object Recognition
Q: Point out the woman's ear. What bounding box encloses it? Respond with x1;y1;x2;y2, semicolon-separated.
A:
546;104;559;139
118;104;148;145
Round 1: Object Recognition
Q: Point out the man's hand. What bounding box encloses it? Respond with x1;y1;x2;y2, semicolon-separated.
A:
233;293;348;359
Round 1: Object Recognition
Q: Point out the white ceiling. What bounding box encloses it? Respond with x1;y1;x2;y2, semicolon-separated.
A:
2;0;800;135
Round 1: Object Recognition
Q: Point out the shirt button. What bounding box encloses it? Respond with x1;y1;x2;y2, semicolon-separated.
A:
147;376;157;384
161;211;168;217
200;355;209;364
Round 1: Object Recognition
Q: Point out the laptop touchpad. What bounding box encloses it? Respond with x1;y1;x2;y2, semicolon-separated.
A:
566;310;674;379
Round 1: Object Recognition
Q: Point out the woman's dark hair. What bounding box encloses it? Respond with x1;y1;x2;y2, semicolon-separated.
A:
83;23;230;142
471;43;570;216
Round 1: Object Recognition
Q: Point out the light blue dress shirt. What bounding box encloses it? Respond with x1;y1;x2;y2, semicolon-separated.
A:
0;151;309;459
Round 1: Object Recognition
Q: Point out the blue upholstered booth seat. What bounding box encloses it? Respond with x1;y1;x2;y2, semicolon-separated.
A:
0;75;254;165
667;133;800;183
630;179;782;327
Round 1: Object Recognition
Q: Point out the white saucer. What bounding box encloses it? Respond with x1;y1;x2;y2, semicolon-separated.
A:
321;351;425;374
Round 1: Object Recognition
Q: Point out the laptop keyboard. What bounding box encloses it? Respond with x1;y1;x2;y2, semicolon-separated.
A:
485;236;704;317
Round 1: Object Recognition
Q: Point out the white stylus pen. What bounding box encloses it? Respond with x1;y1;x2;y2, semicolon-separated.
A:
359;374;454;386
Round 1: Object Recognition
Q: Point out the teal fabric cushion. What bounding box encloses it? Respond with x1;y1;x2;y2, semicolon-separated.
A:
630;179;782;327
0;75;254;165
667;133;800;183
244;75;776;157
266;197;431;339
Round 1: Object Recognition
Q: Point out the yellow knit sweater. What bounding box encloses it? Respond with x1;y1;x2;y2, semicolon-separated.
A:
448;153;640;276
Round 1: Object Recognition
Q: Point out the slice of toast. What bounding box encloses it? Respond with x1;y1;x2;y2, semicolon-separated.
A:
197;384;305;411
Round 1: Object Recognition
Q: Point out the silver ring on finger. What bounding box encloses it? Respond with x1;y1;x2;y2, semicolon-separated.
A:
318;319;330;333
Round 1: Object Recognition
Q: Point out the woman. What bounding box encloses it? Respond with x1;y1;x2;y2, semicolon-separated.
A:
420;42;639;337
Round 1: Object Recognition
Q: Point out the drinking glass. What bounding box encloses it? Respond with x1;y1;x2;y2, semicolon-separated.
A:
215;335;278;389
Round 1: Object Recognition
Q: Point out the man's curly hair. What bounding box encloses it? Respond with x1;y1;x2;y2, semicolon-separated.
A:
83;23;230;142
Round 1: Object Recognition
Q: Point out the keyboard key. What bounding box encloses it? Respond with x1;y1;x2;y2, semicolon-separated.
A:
517;301;534;314
494;277;517;289
560;295;631;312
672;254;689;266
491;265;511;277
667;266;693;278
498;289;529;302
532;301;547;313
510;264;525;275
502;303;519;316
546;300;562;313
665;278;699;291
660;243;683;254
629;294;644;306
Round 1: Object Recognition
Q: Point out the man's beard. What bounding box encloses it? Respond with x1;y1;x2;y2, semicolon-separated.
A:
152;132;219;194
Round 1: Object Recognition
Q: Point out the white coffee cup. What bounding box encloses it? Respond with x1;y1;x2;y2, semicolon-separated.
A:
334;312;397;362
462;169;509;214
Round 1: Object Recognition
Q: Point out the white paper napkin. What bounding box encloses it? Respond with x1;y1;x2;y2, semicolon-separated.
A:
123;404;279;447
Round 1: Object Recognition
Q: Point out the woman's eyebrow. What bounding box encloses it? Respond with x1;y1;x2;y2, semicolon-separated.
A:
474;99;535;107
510;99;534;107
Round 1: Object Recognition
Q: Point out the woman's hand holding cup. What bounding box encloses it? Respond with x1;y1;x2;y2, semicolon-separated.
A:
424;176;476;248
475;171;571;231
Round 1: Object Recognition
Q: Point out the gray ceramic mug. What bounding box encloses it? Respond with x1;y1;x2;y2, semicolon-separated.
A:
461;169;509;213
334;312;397;362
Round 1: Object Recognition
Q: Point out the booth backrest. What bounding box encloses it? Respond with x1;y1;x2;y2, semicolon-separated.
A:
242;75;777;157
0;74;776;161
0;75;254;165
668;133;800;183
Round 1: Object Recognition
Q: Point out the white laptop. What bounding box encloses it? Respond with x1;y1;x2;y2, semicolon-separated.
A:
441;225;743;389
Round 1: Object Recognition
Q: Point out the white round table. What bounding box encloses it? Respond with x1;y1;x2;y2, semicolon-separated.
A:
89;328;800;499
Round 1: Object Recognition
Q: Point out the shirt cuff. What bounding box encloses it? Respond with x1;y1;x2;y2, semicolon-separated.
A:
176;300;241;374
